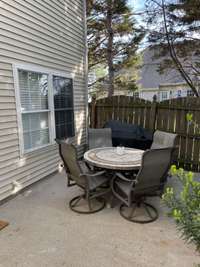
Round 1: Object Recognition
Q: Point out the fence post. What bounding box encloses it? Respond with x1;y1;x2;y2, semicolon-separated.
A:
90;96;97;128
149;99;157;131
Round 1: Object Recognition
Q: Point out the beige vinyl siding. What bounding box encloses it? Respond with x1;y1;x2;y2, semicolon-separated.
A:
0;0;87;201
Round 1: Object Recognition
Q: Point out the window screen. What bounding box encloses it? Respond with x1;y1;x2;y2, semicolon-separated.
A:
53;76;74;139
18;70;50;151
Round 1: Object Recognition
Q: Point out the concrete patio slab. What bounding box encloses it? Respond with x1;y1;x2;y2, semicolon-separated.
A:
0;171;199;267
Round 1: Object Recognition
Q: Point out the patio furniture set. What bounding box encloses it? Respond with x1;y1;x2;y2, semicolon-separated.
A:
56;129;177;224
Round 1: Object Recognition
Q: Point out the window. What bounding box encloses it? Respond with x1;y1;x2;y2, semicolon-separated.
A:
53;76;74;139
133;91;139;98
187;89;194;97
177;90;182;97
161;91;168;101
15;66;74;155
19;70;50;151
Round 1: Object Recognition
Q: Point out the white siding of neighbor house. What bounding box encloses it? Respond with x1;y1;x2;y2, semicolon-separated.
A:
158;83;190;101
139;89;158;102
138;83;193;102
0;0;87;201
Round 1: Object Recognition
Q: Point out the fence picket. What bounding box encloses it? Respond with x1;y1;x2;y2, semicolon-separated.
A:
89;96;200;171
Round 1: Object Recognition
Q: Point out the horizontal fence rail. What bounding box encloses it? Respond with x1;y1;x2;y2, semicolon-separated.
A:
89;96;200;172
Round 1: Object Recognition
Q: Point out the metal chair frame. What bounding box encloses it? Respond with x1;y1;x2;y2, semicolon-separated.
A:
56;139;110;214
56;139;76;187
111;147;175;223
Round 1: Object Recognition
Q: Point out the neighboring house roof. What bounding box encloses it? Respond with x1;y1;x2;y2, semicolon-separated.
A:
137;48;184;89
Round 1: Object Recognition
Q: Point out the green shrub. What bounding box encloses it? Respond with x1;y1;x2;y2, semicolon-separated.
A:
162;165;200;251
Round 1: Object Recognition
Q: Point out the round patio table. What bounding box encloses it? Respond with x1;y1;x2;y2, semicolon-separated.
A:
84;147;144;171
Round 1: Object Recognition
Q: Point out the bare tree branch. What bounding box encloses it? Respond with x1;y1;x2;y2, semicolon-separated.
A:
161;0;199;97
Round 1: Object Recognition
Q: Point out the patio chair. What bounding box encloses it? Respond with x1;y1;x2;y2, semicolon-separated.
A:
88;128;112;150
111;147;174;223
57;140;110;214
56;138;77;187
151;130;177;149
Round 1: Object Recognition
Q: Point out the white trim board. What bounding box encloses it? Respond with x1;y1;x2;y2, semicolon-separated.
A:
13;63;75;79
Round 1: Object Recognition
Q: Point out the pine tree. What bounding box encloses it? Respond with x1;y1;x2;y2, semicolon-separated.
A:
169;0;200;24
87;0;144;97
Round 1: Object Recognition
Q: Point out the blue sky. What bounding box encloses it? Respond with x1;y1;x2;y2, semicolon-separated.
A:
128;0;147;49
128;0;145;11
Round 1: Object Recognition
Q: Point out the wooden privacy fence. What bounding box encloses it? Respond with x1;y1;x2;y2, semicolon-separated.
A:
89;95;200;171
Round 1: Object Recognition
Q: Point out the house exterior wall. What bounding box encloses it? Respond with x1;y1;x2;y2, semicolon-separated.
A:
158;83;191;101
138;83;193;102
0;0;87;201
139;89;158;102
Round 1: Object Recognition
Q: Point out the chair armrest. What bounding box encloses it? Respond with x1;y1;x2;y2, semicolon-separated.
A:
115;172;137;183
80;170;106;178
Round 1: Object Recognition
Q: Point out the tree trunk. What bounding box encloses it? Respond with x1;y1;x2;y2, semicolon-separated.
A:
107;0;114;97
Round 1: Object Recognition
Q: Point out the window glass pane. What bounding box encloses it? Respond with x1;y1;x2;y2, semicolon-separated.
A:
56;123;74;140
19;70;48;111
134;92;139;98
187;90;194;96
18;69;50;153
22;112;49;151
55;110;73;125
55;110;74;139
31;128;49;149
161;91;168;101
53;76;74;139
53;76;73;109
177;90;182;97
23;132;32;151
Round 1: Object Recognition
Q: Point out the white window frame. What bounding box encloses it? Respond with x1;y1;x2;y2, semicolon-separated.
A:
13;64;74;157
160;91;168;101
